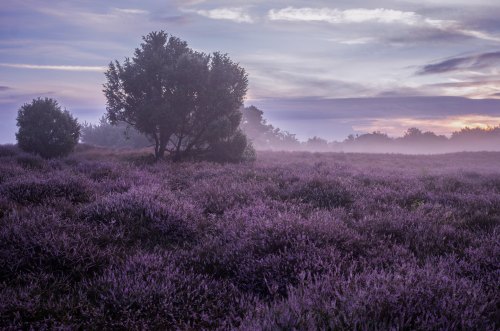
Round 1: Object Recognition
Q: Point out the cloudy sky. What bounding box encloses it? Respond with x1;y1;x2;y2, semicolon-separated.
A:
1;0;500;142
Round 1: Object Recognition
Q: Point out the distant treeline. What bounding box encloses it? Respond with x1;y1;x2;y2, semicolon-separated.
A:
82;106;500;153
81;117;150;149
241;106;500;153
303;127;500;154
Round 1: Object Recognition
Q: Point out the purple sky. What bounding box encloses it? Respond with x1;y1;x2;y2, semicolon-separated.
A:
1;0;500;142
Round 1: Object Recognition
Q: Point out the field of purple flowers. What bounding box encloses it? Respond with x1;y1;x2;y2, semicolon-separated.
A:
0;144;499;330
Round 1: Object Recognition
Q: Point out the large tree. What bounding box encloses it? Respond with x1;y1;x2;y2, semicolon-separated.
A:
104;31;249;161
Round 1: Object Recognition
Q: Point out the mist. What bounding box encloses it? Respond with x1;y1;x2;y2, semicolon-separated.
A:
240;106;500;154
79;105;500;155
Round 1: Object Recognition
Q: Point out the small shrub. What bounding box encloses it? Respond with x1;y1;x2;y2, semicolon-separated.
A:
204;131;255;163
0;144;20;157
16;97;80;158
0;210;112;283
81;252;247;329
241;263;496;330
281;178;353;209
16;154;45;170
2;174;92;205
182;207;356;301
76;161;119;181
0;196;12;219
79;188;196;246
194;181;254;216
0;163;25;184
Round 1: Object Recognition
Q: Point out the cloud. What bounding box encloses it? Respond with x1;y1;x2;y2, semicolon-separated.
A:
418;51;500;75
112;8;149;15
0;39;115;63
243;64;370;99
0;63;106;72
268;7;500;42
423;80;500;98
34;5;154;33
338;37;374;45
153;15;191;25
253;96;500;121
177;0;206;5
327;37;375;45
377;87;429;97
193;7;253;23
268;7;420;24
0;86;11;91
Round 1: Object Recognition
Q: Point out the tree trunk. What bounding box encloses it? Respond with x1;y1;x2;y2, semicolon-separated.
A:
156;139;166;159
172;136;184;162
154;147;164;159
153;134;161;159
155;131;170;160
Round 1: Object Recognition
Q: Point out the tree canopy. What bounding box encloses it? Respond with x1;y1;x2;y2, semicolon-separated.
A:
16;97;80;158
104;31;250;161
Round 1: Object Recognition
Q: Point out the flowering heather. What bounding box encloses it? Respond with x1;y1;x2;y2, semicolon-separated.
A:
0;145;499;330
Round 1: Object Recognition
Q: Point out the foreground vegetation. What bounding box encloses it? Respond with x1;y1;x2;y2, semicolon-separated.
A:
0;145;499;329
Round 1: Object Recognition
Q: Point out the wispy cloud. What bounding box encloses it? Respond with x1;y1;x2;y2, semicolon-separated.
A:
255;96;500;120
0;63;106;72
426;80;500;99
152;15;191;25
269;8;420;24
193;7;253;23
241;52;371;99
34;5;153;33
334;37;375;45
418;51;500;75
177;0;206;5
268;7;500;42
112;8;149;15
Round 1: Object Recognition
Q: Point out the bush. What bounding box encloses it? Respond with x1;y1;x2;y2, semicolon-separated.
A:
0;210;112;283
0;209;118;329
80;252;246;329
271;178;353;209
2;173;92;205
79;188;196;246
16;154;45;170
205;130;254;163
241;263;496;330
0;144;20;157
0;163;25;184
16;97;80;158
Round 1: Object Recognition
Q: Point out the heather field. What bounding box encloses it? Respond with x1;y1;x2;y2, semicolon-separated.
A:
0;144;499;330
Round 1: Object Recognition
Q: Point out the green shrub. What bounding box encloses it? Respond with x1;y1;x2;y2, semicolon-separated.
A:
16;98;80;158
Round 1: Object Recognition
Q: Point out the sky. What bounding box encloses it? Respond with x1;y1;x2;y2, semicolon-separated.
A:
1;0;500;142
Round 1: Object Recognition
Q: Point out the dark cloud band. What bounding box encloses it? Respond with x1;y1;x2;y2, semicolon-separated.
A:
418;51;500;75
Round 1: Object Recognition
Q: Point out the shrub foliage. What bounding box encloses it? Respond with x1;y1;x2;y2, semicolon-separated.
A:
16;97;80;158
0;149;499;329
